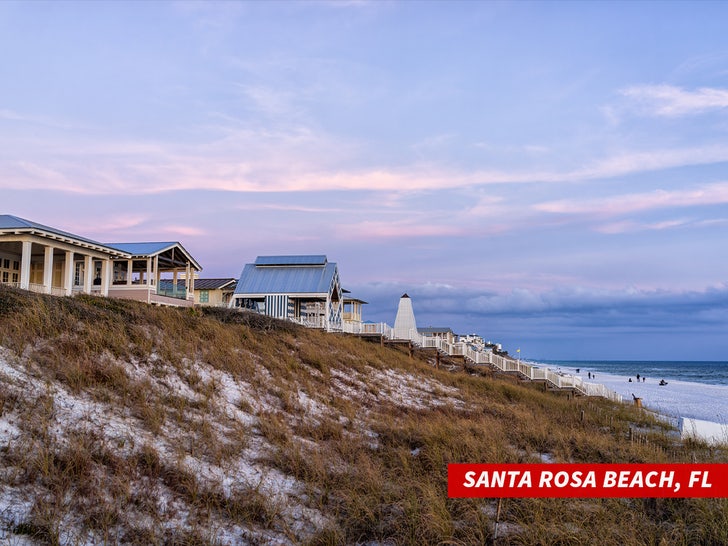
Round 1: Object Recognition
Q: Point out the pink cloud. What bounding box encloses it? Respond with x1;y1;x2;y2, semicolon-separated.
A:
335;220;465;240
535;182;728;217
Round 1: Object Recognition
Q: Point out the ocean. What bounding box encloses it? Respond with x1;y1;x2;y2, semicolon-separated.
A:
538;360;728;387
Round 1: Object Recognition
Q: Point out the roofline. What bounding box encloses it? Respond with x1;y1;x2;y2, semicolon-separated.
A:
106;241;203;271
0;226;132;258
233;292;329;298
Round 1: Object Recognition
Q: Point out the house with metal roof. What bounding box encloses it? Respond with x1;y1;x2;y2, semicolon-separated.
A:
159;277;237;307
104;242;202;306
0;214;201;307
418;326;456;345
230;255;343;330
0;214;131;297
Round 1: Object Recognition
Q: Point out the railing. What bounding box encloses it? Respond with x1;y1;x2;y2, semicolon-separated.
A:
155;287;191;300
386;325;622;403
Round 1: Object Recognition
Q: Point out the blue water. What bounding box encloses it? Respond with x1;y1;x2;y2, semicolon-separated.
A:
538;360;728;387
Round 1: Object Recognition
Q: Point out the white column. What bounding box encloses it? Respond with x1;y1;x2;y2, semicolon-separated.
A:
154;255;160;290
84;255;93;294
146;257;152;287
185;262;191;300
43;245;54;294
126;260;133;286
101;259;111;296
64;251;74;296
20;240;32;290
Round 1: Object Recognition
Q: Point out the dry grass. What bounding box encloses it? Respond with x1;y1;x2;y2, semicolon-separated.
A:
1;285;727;545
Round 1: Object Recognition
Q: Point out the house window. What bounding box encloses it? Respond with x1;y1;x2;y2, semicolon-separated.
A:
2;272;8;283
199;290;209;303
74;262;84;286
2;259;9;269
13;261;19;270
12;273;18;283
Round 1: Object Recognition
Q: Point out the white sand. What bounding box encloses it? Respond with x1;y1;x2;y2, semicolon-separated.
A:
555;364;728;445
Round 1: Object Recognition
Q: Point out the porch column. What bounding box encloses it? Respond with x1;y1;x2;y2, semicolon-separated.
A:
146;257;152;287
20;240;32;290
173;269;178;296
126;260;133;286
84;255;93;294
154;255;160;290
185;262;191;300
189;268;195;298
43;245;54;294
101;259;111;297
64;251;74;296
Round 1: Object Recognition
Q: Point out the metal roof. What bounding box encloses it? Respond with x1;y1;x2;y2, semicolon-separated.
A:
0;214;131;257
106;242;179;255
235;257;338;295
194;278;237;290
105;241;202;271
254;255;327;266
418;327;454;334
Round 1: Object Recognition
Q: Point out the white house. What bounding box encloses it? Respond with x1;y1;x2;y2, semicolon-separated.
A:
0;214;201;307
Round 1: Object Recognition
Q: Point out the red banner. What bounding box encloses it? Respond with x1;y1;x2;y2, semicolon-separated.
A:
448;464;728;498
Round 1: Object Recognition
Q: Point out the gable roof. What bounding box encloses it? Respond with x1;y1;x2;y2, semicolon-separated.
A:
0;214;131;257
235;255;338;295
105;241;202;271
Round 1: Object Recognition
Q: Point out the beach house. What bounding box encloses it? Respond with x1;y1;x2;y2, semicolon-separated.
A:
103;242;202;306
0;214;201;307
418;327;456;345
229;255;343;330
191;278;238;307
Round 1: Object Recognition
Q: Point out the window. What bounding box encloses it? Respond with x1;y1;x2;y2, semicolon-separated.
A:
2;259;9;269
2;272;8;283
12;273;18;283
200;290;209;303
74;262;84;286
13;261;19;270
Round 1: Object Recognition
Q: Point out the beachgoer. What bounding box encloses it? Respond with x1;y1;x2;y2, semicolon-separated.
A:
636;374;640;381
643;377;645;382
628;378;632;382
588;372;591;379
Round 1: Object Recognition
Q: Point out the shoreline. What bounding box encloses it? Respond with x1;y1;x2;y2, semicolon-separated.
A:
541;362;728;445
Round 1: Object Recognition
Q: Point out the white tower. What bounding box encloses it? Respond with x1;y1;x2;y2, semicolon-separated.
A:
393;293;418;340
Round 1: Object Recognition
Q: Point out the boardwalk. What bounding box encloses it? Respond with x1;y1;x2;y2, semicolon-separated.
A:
342;321;623;403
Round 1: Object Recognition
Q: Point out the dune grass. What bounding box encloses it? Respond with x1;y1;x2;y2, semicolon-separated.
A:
0;285;726;545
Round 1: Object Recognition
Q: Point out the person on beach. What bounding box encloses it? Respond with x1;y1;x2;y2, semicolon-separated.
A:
637;373;640;381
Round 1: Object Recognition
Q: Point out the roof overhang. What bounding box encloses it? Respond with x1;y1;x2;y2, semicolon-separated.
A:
0;227;132;258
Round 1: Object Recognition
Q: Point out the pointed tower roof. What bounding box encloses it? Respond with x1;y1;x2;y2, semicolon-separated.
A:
393;293;418;340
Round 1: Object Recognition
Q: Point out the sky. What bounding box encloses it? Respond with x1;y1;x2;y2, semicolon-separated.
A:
2;1;728;360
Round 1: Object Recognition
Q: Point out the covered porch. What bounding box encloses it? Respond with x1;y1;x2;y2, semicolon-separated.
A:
0;235;130;297
106;242;202;307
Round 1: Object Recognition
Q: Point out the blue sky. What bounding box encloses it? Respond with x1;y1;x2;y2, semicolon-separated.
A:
2;1;728;360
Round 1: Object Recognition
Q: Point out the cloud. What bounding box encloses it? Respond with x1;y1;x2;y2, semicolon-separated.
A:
621;84;728;117
335;220;465;240
535;181;728;217
356;280;728;328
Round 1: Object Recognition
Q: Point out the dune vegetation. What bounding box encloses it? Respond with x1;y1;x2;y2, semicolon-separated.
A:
0;285;726;545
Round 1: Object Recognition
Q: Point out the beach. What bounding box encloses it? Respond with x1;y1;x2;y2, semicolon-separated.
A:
552;364;728;445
